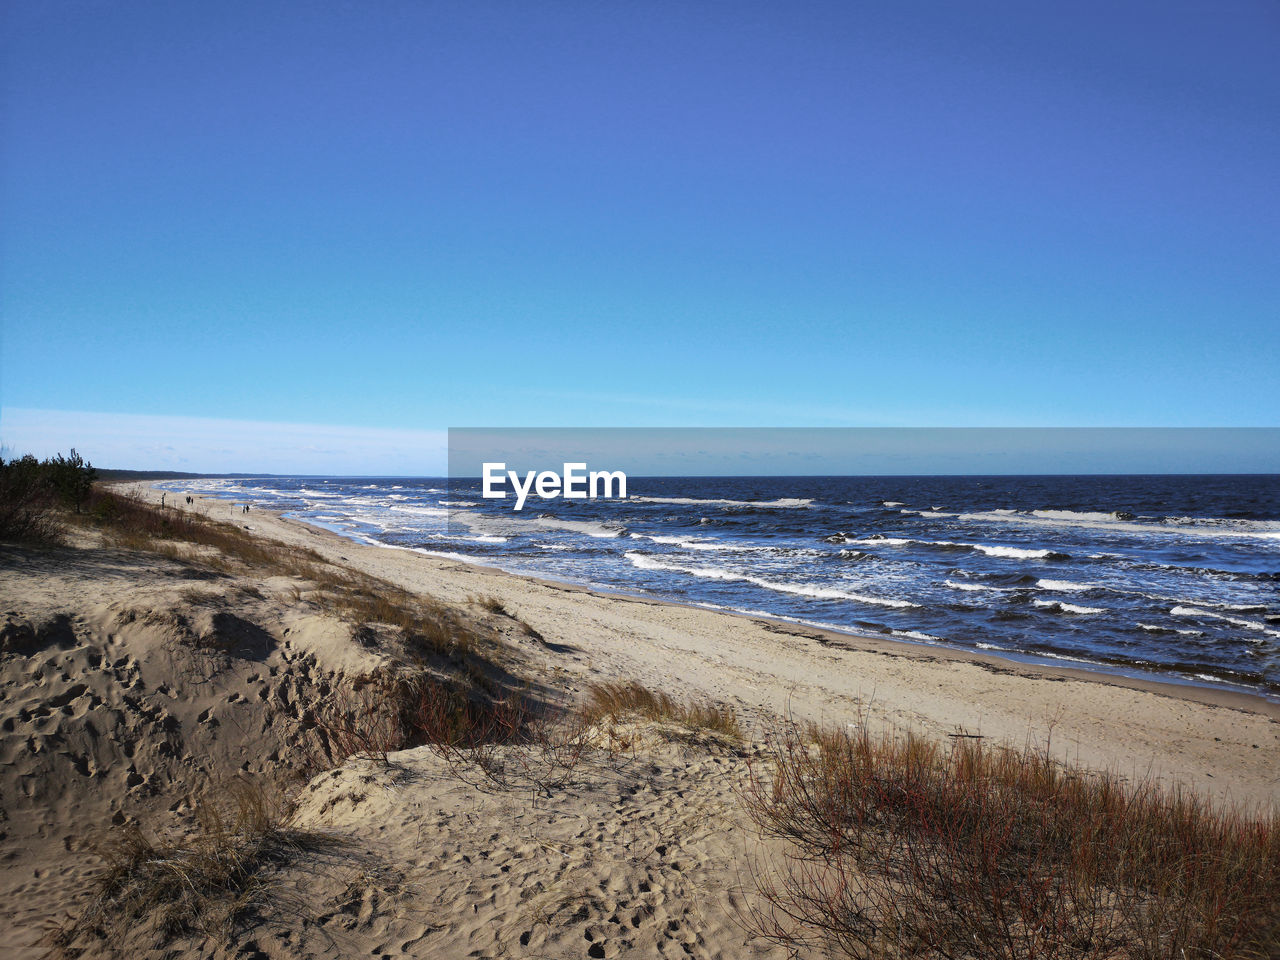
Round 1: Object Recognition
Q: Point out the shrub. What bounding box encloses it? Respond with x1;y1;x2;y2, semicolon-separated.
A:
743;723;1280;959
60;778;331;951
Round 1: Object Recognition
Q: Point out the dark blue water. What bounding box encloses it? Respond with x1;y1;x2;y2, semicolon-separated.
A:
159;475;1280;700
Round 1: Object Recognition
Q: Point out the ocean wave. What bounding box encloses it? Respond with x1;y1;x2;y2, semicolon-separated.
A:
631;496;813;508
943;579;1017;593
389;504;449;517
956;508;1280;540
625;552;917;608
1036;579;1094;592
891;629;943;642
844;536;919;546
1037;651;1098;664
976;544;1063;559
850;536;1065;560
1138;623;1205;637
439;500;479;507
627;533;756;552
409;548;476;563
944;580;988;592
533;517;628;539
1169;606;1280;638
1033;599;1106;615
1032;509;1125;523
881;501;905;507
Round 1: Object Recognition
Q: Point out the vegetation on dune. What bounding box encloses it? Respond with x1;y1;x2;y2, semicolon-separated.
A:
0;448;97;542
743;721;1280;960
56;778;333;954
581;680;743;742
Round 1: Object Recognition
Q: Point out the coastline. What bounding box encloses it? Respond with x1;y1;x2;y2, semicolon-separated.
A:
143;483;1279;807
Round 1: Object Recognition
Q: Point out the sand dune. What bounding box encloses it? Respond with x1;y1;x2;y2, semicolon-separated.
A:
0;487;1275;958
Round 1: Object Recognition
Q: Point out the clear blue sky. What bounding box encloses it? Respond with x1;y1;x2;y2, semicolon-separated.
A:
2;2;1278;470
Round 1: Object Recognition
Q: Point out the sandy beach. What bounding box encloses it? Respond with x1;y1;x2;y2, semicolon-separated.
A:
179;486;1279;803
1;484;1275;959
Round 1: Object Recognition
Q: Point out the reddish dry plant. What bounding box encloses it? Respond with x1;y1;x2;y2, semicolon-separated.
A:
743;723;1280;960
307;672;590;792
307;674;409;768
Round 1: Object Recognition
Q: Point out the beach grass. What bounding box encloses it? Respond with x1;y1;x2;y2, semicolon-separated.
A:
743;721;1280;959
58;778;333;952
581;680;742;742
86;486;498;667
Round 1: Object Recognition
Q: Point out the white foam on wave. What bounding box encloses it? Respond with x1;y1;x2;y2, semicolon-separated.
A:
630;533;729;549
625;552;917;608
1031;509;1120;523
881;501;905;507
1036;579;1093;592
944;579;1002;592
1138;623;1205;637
389;504;449;517
975;544;1058;559
1038;651;1097;664
852;537;1061;560
439;500;478;507
534;517;628;539
409;548;475;564
959;508;1280;541
631;532;809;556
892;629;942;642
631;496;813;508
1169;606;1280;638
1034;599;1106;615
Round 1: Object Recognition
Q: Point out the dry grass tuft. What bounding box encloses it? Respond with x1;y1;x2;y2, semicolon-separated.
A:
581;681;742;742
307;670;591;791
743;722;1280;959
85;487;498;671
468;593;509;617
60;779;333;952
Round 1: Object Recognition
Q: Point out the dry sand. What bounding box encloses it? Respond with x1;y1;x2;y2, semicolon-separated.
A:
1;485;1275;959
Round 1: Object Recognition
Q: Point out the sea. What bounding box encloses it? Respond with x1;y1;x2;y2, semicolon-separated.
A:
156;475;1280;701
